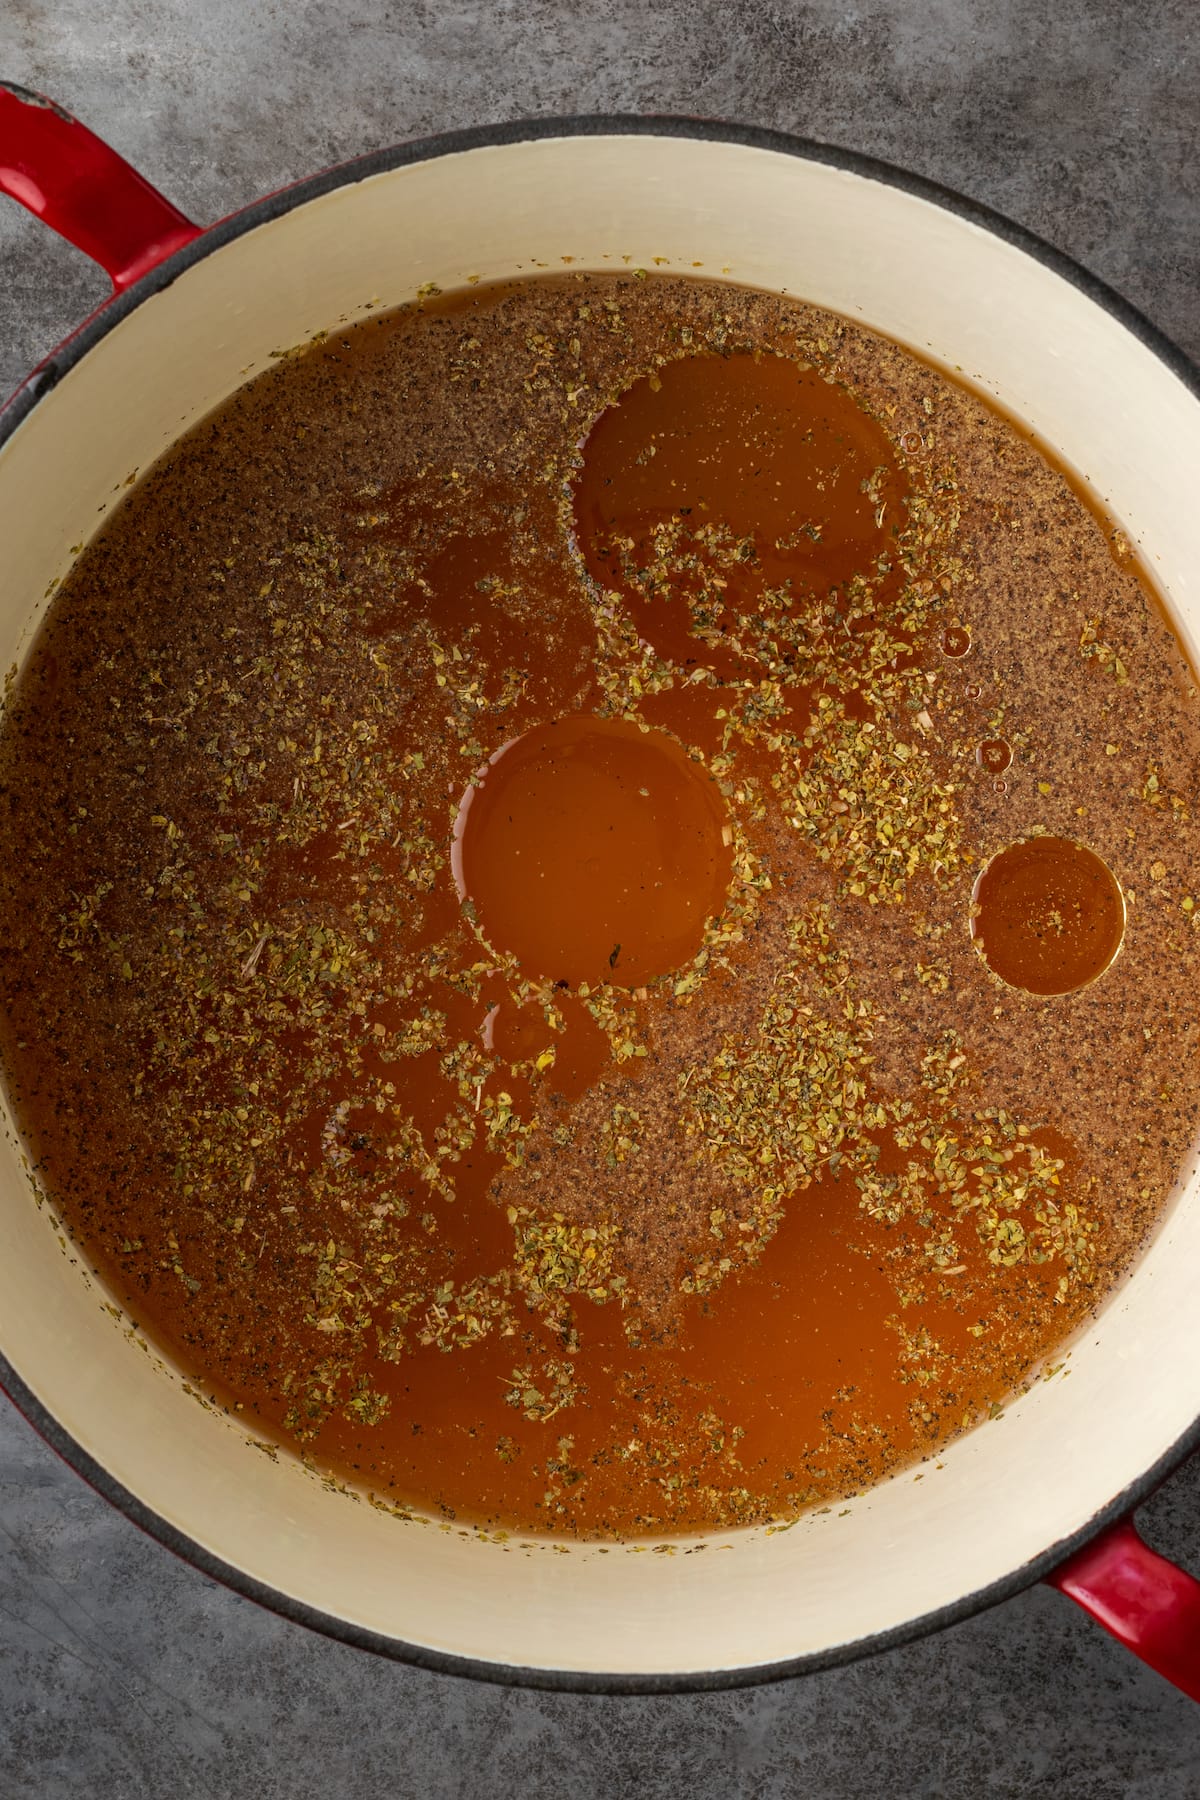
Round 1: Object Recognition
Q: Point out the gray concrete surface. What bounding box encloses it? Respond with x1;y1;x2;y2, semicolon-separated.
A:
1;3;1199;1794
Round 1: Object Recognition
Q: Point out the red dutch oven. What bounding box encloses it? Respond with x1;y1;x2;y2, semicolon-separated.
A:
2;81;1200;1694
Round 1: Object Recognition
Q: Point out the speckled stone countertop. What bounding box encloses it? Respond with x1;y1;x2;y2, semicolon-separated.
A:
1;3;1199;1794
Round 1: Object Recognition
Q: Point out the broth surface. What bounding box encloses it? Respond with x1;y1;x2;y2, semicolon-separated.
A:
2;272;1199;1537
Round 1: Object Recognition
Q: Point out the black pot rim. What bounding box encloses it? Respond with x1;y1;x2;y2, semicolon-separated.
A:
2;109;1198;1696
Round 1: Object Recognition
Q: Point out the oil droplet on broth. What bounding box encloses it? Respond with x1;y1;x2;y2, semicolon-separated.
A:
942;625;972;658
971;835;1125;995
479;989;611;1101
452;714;734;988
571;348;909;667
977;738;1012;774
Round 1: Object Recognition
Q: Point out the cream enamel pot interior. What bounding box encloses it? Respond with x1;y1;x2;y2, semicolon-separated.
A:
2;92;1200;1693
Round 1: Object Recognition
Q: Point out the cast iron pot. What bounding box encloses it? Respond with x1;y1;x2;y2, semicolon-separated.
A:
2;83;1199;1696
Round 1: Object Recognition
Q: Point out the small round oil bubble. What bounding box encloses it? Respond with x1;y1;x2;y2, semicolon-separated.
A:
942;625;972;658
964;682;983;700
971;835;1125;996
977;738;1013;774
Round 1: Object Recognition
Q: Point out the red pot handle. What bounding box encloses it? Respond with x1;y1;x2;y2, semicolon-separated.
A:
0;81;201;290
1047;1515;1200;1700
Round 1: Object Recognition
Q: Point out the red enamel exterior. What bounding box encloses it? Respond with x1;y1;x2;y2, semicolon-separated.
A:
0;81;200;291
1;80;1199;1701
1047;1517;1200;1701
